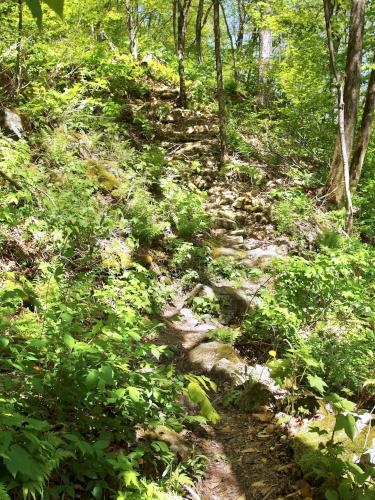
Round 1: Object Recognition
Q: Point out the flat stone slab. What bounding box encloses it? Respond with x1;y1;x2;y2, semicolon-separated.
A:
189;341;246;383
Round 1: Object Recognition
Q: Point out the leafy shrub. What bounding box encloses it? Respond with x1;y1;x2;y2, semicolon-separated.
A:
247;244;375;396
171;242;210;273
271;187;314;234
208;327;240;344
221;163;265;185
0;262;211;498
127;189;168;245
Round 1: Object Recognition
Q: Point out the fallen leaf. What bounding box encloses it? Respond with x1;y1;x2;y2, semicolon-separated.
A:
295;479;313;498
253;413;273;423
277;463;294;472
241;447;258;453
252;481;266;488
219;425;233;433
266;424;277;433
257;432;271;438
260;485;273;497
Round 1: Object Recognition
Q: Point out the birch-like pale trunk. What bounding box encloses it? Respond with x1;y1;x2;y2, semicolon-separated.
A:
325;0;365;206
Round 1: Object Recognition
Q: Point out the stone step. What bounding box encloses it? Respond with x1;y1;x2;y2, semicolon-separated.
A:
152;86;180;100
155;127;216;143
160;109;217;125
163;139;219;160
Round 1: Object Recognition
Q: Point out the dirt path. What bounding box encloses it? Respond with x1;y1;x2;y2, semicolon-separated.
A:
141;82;306;499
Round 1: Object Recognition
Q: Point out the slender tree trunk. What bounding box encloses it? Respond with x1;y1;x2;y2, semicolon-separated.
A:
213;0;227;167
350;54;375;188
236;0;246;50
125;0;138;59
173;0;178;52
257;6;273;107
326;0;365;206
323;0;354;234
15;0;23;95
219;1;237;78
177;0;192;108
196;0;204;63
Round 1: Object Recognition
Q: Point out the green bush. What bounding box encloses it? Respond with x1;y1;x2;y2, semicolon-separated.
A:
271;187;314;234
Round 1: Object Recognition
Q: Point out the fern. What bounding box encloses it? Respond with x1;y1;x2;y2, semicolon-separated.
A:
0;482;10;500
184;375;220;424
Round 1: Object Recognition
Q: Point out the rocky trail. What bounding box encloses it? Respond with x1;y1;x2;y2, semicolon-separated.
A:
135;83;309;499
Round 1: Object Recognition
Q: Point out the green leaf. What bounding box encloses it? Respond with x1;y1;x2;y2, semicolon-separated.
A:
4;445;42;479
25;0;64;29
123;469;139;488
44;0;65;18
326;393;356;412
85;370;99;389
325;490;339;500
25;0;43;29
0;337;9;348
128;386;141;402
63;334;75;349
101;364;113;385
307;374;327;394
334;413;357;441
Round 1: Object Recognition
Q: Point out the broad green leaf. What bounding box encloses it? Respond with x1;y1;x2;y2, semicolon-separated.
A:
25;0;43;29
326;394;356;412
128;387;141;402
63;334;75;349
101;365;113;385
93;438;109;451
0;337;9;348
44;0;65;18
85;370;99;389
307;374;327;394
325;490;339;500
25;0;64;29
334;413;357;441
4;445;42;479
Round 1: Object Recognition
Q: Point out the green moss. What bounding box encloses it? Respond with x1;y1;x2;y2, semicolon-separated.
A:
86;160;120;192
294;412;375;478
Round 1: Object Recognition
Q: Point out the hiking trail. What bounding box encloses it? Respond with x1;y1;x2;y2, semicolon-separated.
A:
131;81;309;500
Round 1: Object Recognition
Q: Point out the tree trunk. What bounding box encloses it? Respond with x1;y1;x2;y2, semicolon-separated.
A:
326;0;365;206
257;6;273;107
236;0;247;50
213;0;227;167
173;0;178;53
125;0;138;59
350;54;375;188
177;0;192;108
219;1;237;78
323;0;354;234
196;0;204;63
15;0;23;95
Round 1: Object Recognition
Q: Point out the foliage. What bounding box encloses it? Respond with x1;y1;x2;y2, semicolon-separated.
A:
271;187;314;234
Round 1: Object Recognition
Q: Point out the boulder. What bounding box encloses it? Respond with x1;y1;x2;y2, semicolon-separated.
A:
237;381;273;412
144;425;190;460
189;341;246;383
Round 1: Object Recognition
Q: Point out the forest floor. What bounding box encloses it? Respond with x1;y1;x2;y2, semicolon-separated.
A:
136;82;311;499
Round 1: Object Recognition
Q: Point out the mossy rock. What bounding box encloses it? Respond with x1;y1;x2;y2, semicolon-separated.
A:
86;159;120;192
189;341;242;371
189;341;246;383
237;381;273;412
294;412;375;489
